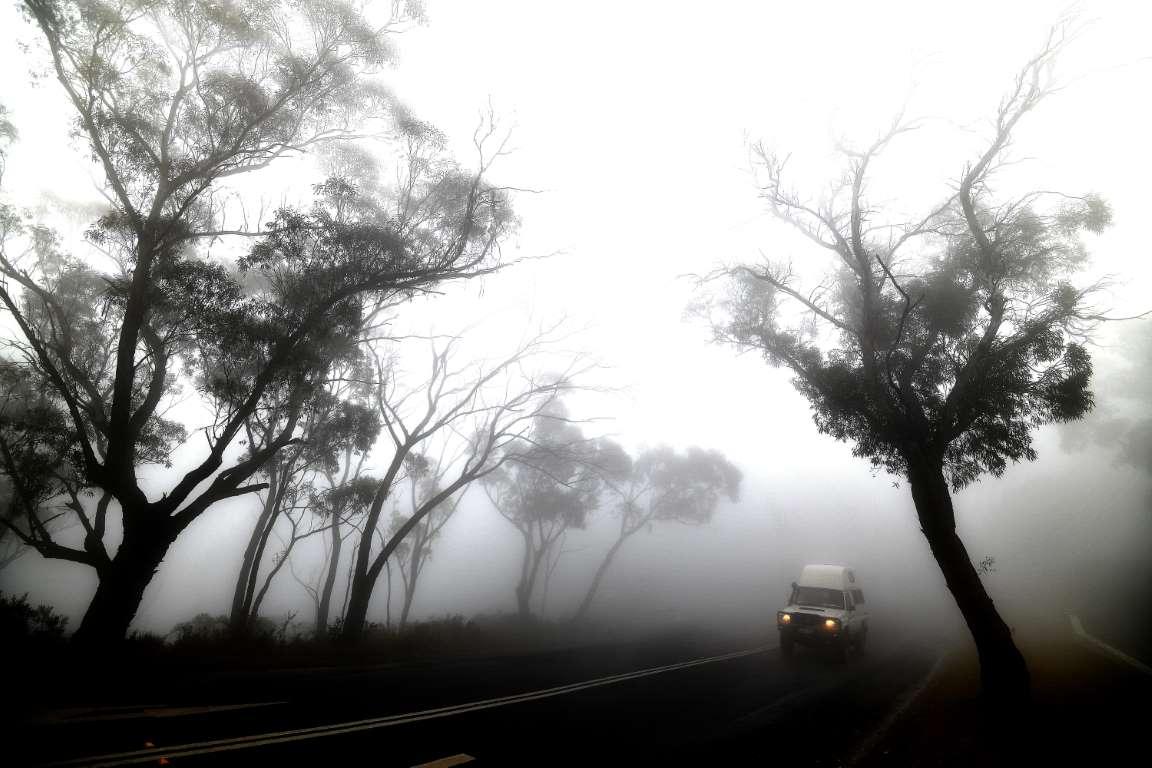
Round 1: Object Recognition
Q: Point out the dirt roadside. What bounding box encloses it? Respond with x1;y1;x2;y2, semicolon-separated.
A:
851;615;1151;766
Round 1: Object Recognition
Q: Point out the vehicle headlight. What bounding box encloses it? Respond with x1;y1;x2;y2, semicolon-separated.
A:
778;612;792;624
823;618;840;630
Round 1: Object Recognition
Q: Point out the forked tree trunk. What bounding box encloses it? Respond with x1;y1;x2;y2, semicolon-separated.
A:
72;516;172;645
230;471;281;636
908;458;1030;706
340;474;474;643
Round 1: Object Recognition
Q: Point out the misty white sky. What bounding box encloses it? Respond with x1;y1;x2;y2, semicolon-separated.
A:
1;0;1149;633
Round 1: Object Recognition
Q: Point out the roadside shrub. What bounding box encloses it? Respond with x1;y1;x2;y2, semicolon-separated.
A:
170;613;230;644
0;592;68;644
169;613;281;650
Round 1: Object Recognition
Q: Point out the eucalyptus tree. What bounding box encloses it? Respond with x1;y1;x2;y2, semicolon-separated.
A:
1;0;515;643
482;404;603;620
573;446;741;623
228;379;379;636
0;108;33;572
311;471;376;637
707;32;1115;703
391;451;464;629
340;327;588;642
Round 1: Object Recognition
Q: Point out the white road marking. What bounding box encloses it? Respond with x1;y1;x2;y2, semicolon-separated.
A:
1069;613;1152;677
42;645;771;767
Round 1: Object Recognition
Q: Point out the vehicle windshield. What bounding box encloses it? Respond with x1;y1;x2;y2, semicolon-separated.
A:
793;586;844;609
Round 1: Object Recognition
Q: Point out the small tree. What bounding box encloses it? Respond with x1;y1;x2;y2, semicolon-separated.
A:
707;32;1114;704
573;446;741;623
483;403;602;620
313;472;377;636
228;369;379;636
391;452;464;629
340;329;589;642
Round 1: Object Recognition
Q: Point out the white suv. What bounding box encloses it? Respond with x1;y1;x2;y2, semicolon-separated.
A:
777;564;868;660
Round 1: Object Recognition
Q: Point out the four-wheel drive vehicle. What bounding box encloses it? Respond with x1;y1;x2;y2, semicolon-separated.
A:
777;564;868;660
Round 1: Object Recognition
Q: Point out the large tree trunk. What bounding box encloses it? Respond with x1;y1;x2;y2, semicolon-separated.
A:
573;533;630;623
343;573;373;641
72;517;171;645
908;459;1030;706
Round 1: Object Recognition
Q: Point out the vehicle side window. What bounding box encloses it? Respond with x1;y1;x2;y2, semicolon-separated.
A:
852;589;865;604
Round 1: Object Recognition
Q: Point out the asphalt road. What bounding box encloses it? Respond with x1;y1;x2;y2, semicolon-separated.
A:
11;629;939;767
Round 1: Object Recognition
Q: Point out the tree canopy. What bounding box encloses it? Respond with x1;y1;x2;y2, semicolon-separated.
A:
713;38;1109;492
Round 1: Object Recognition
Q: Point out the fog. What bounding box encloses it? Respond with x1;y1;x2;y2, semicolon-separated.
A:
1;0;1149;661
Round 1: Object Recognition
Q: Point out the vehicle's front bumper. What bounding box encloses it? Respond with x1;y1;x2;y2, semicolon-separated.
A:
779;625;842;645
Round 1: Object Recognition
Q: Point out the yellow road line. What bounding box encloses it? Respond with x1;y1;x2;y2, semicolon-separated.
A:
412;754;476;768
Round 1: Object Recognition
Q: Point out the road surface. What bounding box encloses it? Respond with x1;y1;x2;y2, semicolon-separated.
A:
12;629;939;766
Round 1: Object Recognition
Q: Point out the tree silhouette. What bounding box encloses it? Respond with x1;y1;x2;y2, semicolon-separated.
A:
708;30;1114;704
0;0;512;643
573;446;741;622
340;328;589;641
390;451;465;629
483;403;603;620
228;372;380;637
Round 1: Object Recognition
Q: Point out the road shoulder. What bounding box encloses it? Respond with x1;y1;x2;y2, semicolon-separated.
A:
851;623;1152;766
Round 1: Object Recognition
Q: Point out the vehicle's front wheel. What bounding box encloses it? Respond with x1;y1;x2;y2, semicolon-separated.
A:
856;627;868;653
780;633;794;659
